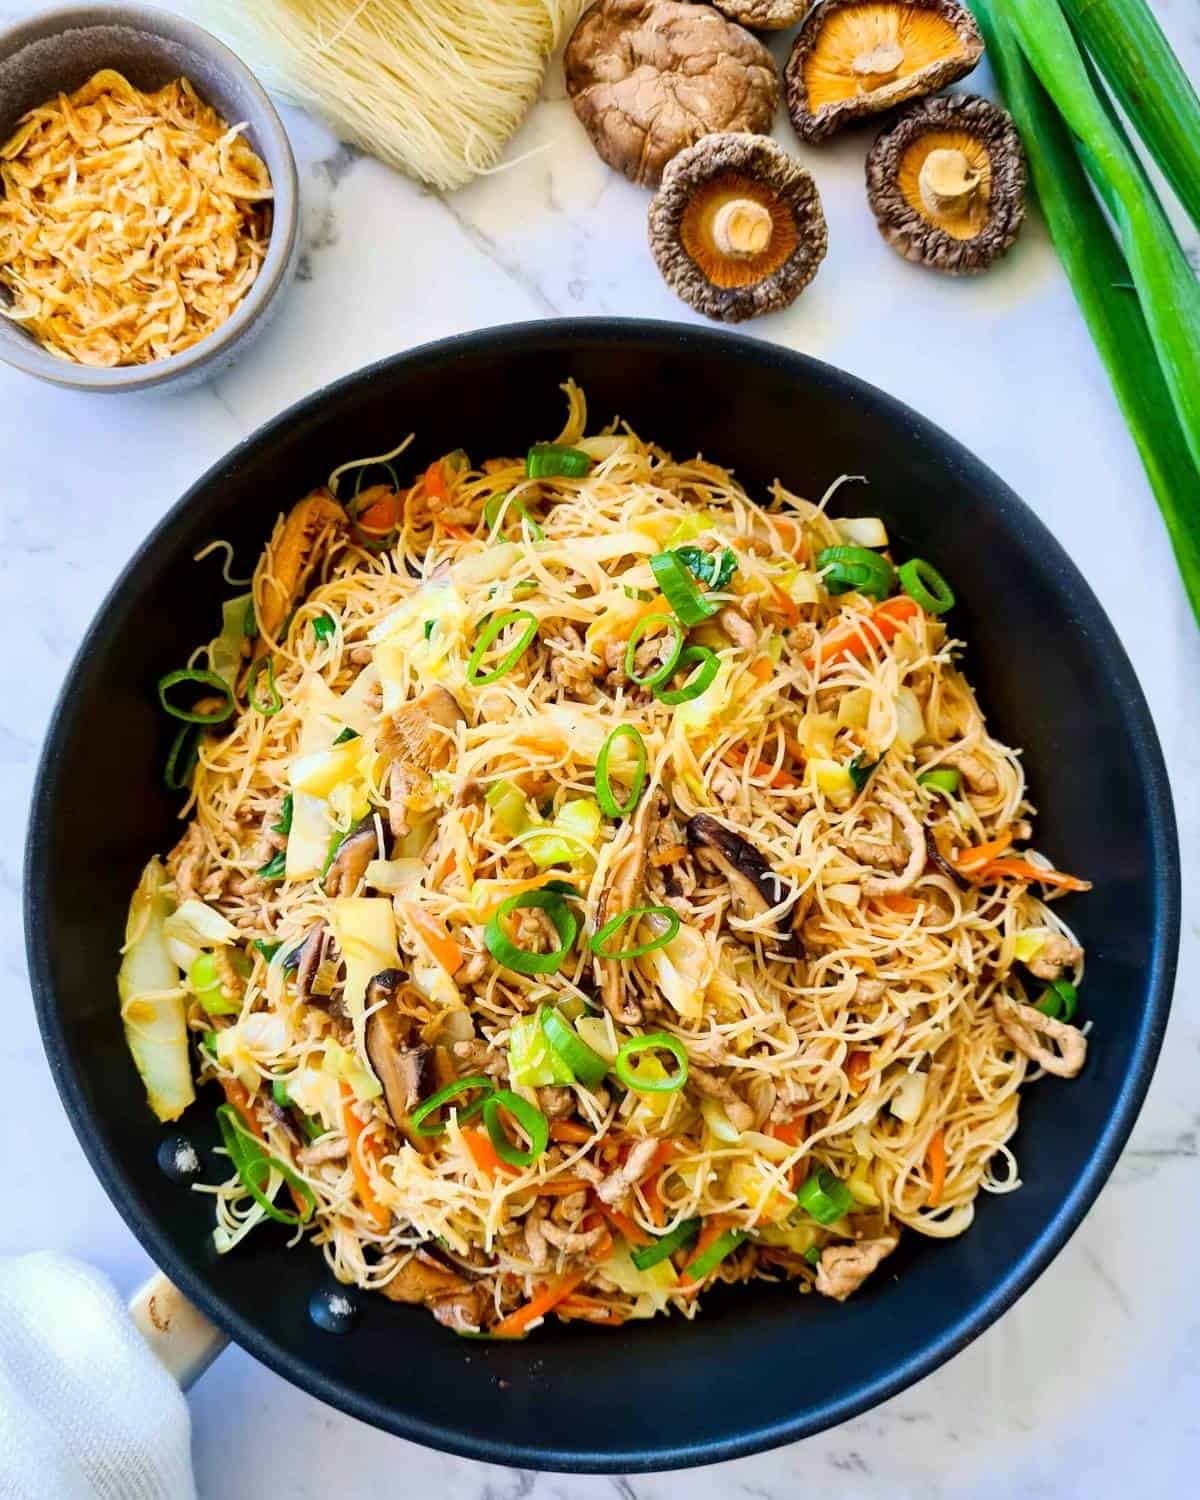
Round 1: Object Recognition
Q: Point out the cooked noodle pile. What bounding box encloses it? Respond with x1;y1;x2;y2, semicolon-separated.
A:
122;384;1091;1333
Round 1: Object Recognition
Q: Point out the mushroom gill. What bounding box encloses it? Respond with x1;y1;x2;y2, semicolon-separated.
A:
899;131;992;239
679;174;800;290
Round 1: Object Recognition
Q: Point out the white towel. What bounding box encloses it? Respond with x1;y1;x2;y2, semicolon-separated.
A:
0;1254;195;1500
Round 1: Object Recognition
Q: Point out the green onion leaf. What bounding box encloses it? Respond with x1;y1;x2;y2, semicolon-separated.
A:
969;0;1200;625
257;852;287;882
796;1168;855;1226
540;1008;609;1088
591;905;681;961
215;1103;315;1225
158;668;235;725
482;1089;550;1166
409;1075;493;1137
1036;977;1079;1023
848;752;880;793
672;545;738;591
816;545;896;601
897;559;955;615
614;1033;688;1093
653;645;720;706
650;551;720;627
164;724;200;792
466;610;538;686
485;492;545;541
918;769;961;794
247;656;282;716
484;890;578;976
684;1226;747;1281
332;727;360;745
312;613;336;643
526;444;592;479
254;939;282;961
272;793;294;836
200;1029;219;1059
624;614;684;688
803;1244;822;1267
242;598;258;640
631;1217;701;1270
595;724;647;819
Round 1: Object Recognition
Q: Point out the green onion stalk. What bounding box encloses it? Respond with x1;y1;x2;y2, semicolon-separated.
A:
971;0;1200;625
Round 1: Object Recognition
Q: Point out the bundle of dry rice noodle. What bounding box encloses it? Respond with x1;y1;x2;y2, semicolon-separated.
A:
199;0;583;191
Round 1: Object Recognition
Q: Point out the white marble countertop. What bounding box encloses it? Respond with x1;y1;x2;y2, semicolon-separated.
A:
2;1;1198;1494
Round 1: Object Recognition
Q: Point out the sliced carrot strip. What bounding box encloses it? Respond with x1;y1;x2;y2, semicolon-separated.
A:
399;901;463;976
881;893;919;915
461;1127;517;1180
593;1200;654;1248
424;460;449;504
844;1050;870;1092
340;1084;390;1232
975;857;1092;892
749;656;774;684
548;1121;594;1145
953;828;1014;873
650;843;688;867
725;745;800;790
805;595;921;670
678;1214;739;1289
926;1127;947;1208
491;1269;589;1339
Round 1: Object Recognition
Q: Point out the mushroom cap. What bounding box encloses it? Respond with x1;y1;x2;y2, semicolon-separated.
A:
785;0;983;143
709;0;809;30
648;133;828;323
865;93;1026;273
564;0;779;187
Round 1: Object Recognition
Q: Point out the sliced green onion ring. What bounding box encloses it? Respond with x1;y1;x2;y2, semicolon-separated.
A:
215;1103;315;1225
631;1217;701;1270
467;610;538;686
898;558;955;615
482;1089;550;1166
653;645;720;706
158;668;235;724
624;614;684;687
248;656;282;716
526;444;592;479
796;1167;855;1226
272;793;294;836
595;724;647;818
312;614;336;643
164;724;200;791
485;891;578;976
409;1075;494;1137
917;768;961;794
540;1008;609;1088
684;1226;747;1281
591;905;681;961
1036;977;1078;1023
484;492;545;541
816;545;896;600
614;1032;689;1093
650;551;719;627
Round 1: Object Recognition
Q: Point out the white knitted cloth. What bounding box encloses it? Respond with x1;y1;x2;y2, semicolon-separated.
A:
0;1254;195;1500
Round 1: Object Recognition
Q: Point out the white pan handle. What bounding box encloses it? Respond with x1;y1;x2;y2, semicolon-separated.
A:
129;1270;229;1389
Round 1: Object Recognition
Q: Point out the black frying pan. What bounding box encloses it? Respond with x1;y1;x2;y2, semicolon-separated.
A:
25;321;1178;1471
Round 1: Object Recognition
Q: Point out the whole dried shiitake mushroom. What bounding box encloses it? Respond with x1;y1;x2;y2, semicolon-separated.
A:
785;0;984;143
564;0;778;187
648;133;828;321
866;94;1026;273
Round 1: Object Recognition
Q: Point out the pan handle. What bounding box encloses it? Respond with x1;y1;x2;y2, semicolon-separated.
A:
129;1270;228;1390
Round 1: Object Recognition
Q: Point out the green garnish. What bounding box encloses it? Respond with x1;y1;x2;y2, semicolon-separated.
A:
918;769;961;794
484;492;544;541
247;656;282;716
816;545;896;601
898;559;955;615
614;1033;688;1093
215;1104;315;1225
672;545;738;591
409;1076;493;1138
484;890;578;976
466;610;538;686
1036;977;1078;1022
848;752;880;793
257;852;287;882
312;613;336;643
188;952;238;1016
653;645;720;705
526;444;591;479
423;619;436;640
595;724;647;819
272;793;294;836
649;551;720;627
332;727;360;745
684;1226;747;1280
796;1168;855;1226
164;724;200;792
590;905;680;961
624;614;684;688
540;1008;609;1088
254;939;282;961
157;668;235;725
242;598;258;639
631;1217;700;1270
482;1089;549;1167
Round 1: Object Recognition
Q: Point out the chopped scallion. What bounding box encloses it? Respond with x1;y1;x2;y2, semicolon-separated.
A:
590;905;681;961
484;890;578;976
409;1076;493;1137
796;1168;855;1225
614;1033;688;1093
157;668;235;725
653;645;720;705
482;1089;549;1166
631;1217;701;1270
595;724;647;819
526;444;591;479
466;610;538;686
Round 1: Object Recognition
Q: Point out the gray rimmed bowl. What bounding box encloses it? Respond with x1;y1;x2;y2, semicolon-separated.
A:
0;3;299;393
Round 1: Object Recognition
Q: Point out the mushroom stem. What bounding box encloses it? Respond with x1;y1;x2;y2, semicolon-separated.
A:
918;148;982;217
851;41;904;81
711;198;774;259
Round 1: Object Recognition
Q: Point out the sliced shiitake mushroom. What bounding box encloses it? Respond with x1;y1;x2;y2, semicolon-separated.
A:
686;812;803;957
649;134;827;322
364;970;434;1145
785;0;983;143
255;488;346;642
865;94;1026;273
379;686;464;772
